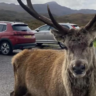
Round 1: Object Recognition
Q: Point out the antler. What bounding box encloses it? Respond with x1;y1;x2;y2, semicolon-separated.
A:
17;0;69;34
85;15;96;30
47;6;69;33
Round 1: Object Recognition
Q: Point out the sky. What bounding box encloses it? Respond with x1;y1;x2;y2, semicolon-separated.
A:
0;0;96;10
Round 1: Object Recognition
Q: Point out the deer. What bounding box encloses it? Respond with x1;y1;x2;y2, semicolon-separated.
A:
10;0;96;96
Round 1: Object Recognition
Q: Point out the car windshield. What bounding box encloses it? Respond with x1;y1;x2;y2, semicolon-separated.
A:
12;24;32;31
50;25;70;30
39;25;50;31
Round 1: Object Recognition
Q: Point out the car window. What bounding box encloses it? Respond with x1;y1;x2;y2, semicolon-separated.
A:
62;25;70;29
39;25;50;31
2;25;7;31
12;24;32;31
50;27;55;30
0;25;6;32
50;25;69;30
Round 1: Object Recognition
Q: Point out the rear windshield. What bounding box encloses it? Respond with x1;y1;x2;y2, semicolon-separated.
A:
12;24;32;31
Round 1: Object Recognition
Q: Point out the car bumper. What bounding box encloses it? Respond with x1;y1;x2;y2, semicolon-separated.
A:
13;43;36;49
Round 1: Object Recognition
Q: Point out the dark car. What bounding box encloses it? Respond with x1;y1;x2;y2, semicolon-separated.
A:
0;21;36;55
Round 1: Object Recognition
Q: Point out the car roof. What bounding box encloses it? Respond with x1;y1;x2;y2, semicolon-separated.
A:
59;23;78;25
41;23;78;26
0;21;26;25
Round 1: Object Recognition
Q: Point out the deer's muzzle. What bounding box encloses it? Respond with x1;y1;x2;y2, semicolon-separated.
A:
70;60;88;78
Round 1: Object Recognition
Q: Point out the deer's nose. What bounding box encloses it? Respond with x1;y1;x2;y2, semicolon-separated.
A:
72;60;87;75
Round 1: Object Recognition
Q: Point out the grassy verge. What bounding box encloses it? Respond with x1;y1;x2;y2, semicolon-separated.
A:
93;40;96;47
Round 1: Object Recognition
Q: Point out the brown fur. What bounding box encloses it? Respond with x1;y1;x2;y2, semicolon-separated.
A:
11;47;96;96
11;49;66;96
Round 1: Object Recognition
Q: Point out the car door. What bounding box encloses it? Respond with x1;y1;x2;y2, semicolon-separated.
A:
34;25;50;43
44;26;56;43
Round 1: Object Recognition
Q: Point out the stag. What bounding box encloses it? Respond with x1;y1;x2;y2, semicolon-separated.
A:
11;0;96;96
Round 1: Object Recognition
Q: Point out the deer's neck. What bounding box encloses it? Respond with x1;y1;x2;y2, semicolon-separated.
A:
89;48;96;96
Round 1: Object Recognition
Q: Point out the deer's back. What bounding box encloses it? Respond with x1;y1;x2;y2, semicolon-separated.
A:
12;49;66;96
12;49;65;69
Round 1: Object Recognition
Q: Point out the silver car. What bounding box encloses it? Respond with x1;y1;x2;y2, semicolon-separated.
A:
33;23;80;48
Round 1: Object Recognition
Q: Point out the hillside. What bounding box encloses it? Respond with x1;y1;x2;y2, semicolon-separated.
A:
0;10;33;21
0;2;95;29
0;9;95;29
0;2;96;16
57;14;95;26
26;14;96;29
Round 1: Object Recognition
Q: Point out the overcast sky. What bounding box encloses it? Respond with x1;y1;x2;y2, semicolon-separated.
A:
0;0;96;10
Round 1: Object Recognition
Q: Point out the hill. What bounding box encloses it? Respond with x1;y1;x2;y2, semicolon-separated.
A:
57;13;95;26
0;2;95;29
26;14;96;29
0;2;96;16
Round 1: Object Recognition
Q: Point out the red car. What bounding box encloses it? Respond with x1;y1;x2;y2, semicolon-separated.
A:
0;21;36;55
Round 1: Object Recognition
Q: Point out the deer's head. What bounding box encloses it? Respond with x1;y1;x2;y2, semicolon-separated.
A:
18;0;96;78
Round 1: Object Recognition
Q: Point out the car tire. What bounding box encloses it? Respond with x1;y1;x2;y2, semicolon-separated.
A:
58;42;66;49
37;43;42;47
0;41;13;55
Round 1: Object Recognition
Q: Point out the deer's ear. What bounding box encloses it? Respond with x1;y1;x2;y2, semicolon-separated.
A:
51;29;66;41
88;23;96;40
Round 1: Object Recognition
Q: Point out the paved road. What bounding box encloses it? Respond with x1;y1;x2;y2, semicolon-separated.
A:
0;51;18;96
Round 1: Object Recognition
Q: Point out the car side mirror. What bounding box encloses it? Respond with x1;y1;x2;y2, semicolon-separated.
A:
36;29;40;32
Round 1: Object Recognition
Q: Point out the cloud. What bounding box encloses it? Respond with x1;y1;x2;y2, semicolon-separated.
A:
0;0;96;10
57;0;96;9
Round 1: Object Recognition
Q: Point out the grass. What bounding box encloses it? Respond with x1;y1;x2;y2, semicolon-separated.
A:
93;40;96;47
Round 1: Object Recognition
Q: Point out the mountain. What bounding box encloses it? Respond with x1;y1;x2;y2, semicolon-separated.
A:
0;2;96;16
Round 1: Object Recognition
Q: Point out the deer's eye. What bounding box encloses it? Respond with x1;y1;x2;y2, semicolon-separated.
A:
89;42;93;47
64;46;68;50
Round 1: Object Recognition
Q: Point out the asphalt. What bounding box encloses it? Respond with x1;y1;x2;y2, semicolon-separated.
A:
0;49;25;96
0;53;15;96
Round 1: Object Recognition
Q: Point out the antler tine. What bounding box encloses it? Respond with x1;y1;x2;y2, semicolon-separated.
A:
27;0;45;18
47;6;69;34
17;0;69;34
26;0;52;25
17;0;55;27
85;15;96;30
27;0;33;9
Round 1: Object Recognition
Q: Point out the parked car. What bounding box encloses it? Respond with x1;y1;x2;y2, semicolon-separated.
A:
0;21;36;55
33;23;80;48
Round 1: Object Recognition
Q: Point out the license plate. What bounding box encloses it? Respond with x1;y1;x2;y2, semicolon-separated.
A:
24;35;32;38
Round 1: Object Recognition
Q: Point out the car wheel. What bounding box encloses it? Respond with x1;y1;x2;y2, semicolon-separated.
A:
0;41;13;55
58;42;66;49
